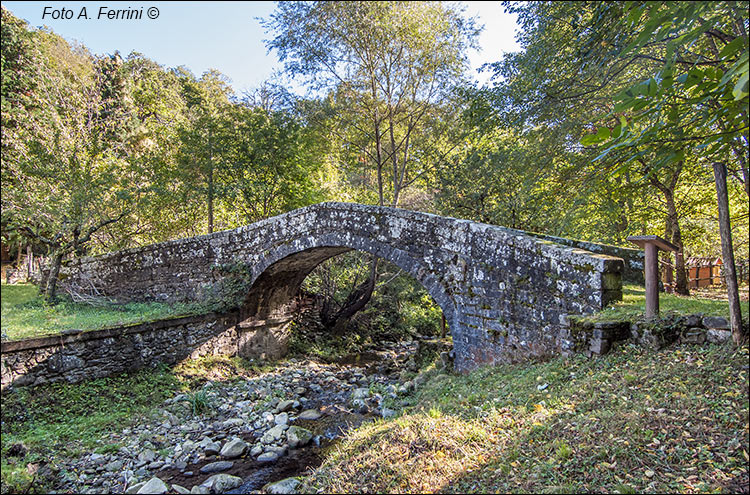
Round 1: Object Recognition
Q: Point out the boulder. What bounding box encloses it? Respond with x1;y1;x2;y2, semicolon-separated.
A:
136;477;169;494
297;409;321;421
201;473;243;493
261;425;287;444
706;328;732;344
125;482;146;494
199;437;221;456
287;426;313;448
264;477;301;494
104;459;124;472
681;328;706;344
276;399;296;412
219;437;248;459
199;461;234;474
703;316;730;330
274;412;289;426
257;451;280;463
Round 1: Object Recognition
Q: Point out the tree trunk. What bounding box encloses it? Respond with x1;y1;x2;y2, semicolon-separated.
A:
26;245;32;280
208;131;214;234
38;247;51;295
712;162;745;344
663;214;674;292
45;252;64;303
648;159;689;296
327;257;379;335
664;194;689;295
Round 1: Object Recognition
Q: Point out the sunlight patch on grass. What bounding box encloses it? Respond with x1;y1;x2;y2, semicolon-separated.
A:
1;283;195;341
592;284;748;322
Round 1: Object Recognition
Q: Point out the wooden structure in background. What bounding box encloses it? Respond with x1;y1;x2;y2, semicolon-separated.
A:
685;257;723;288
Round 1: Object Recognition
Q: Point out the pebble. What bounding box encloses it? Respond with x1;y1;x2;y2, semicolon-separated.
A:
257;451;280;463
297;409;322;420
201;473;243;493
275;412;289;426
265;477;301;494
136;477;168;494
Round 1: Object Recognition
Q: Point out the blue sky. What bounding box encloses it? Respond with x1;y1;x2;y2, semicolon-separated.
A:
2;1;520;96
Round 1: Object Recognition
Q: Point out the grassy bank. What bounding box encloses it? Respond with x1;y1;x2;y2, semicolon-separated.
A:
304;343;749;493
594;284;749;322
0;283;195;341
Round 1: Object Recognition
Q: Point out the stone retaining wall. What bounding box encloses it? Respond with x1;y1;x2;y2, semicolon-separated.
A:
1;311;291;390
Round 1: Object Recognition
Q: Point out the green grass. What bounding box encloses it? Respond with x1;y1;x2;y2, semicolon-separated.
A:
1;283;196;341
302;343;750;494
592;284;750;322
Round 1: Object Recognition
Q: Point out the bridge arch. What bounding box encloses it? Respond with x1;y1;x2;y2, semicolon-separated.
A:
61;202;624;372
239;233;458;334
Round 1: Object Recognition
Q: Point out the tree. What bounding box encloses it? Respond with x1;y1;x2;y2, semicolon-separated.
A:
1;20;135;300
218;103;324;224
177;70;234;234
580;1;748;338
464;1;749;298
264;1;479;330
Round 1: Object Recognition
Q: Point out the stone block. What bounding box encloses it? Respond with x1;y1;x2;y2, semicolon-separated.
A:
680;328;706;344
589;337;611;355
706;328;732;344
703;316;730;330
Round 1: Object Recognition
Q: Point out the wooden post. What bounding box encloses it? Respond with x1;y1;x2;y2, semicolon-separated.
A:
628;235;679;319
644;243;659;317
441;313;446;338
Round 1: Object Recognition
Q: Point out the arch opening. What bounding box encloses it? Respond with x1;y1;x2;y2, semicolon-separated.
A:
235;243;456;366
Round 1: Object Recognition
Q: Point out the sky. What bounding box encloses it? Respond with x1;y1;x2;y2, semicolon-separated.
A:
2;1;521;96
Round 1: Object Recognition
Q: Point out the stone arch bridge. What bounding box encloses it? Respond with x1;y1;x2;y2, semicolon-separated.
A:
61;202;624;372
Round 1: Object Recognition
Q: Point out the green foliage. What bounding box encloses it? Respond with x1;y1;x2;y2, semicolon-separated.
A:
300;252;442;344
179;389;213;416
1;368;180;459
457;1;748;265
264;1;478;207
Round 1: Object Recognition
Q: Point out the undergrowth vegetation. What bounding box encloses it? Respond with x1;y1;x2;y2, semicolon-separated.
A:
291;253;443;362
303;343;750;494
